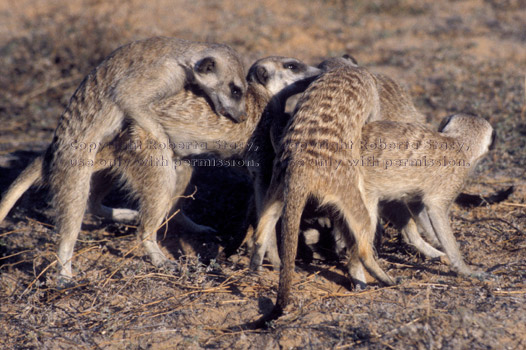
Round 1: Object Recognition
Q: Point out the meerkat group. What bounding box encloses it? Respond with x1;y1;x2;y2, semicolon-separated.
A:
0;36;496;323
244;56;495;322
246;55;431;272
0;37;321;281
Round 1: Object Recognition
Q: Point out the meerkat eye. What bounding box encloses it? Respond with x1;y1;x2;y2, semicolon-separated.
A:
229;82;243;101
283;61;303;72
342;54;358;65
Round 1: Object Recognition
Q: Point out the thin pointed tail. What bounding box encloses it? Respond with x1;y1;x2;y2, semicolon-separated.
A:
0;155;43;223
272;171;309;318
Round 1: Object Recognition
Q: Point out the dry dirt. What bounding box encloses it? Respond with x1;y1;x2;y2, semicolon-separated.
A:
1;0;525;349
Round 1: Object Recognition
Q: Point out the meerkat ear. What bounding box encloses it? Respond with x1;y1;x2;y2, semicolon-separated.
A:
489;129;497;150
247;64;269;85
194;57;217;74
342;54;358;65
438;115;454;132
255;66;269;86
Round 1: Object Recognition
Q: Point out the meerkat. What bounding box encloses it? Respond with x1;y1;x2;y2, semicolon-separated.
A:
254;65;399;321
85;55;320;222
357;114;495;278
310;59;499;263
309;56;431;259
0;55;321;280
0;36;249;281
242;56;361;259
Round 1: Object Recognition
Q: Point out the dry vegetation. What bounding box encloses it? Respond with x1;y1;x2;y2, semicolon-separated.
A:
1;0;525;349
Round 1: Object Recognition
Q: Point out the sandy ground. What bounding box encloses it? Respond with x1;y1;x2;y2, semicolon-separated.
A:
0;0;525;349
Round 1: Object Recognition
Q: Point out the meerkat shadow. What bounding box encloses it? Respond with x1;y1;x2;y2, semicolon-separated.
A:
162;155;253;263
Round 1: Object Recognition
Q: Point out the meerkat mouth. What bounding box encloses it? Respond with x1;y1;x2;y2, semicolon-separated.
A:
217;107;243;123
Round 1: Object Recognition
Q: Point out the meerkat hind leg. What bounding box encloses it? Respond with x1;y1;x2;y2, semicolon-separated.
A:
266;224;281;268
397;200;441;248
250;198;284;271
118;143;177;268
413;206;441;247
397;201;445;259
168;162;219;236
337;199;396;288
53;164;95;280
401;217;445;259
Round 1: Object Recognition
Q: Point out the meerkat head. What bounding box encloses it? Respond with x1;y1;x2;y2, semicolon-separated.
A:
317;54;358;71
190;45;247;123
438;113;495;159
246;57;322;96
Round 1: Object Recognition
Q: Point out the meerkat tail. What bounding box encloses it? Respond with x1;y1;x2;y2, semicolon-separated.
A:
0;156;43;223
272;170;310;318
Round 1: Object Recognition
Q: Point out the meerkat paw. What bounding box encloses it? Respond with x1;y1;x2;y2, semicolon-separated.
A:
352;278;368;291
56;274;77;289
146;246;170;268
92;204;139;223
316;217;332;229
455;264;492;281
266;253;281;271
249;249;265;271
468;269;494;281
349;263;368;291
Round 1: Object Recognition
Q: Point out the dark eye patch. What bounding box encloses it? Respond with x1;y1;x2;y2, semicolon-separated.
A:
229;82;243;101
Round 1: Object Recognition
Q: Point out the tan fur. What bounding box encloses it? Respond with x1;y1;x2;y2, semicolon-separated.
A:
256;66;397;319
303;114;494;279
0;55;320;281
316;55;426;123
309;57;432;260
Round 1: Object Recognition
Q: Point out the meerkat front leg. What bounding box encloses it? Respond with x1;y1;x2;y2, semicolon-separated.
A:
425;203;484;278
89;170;139;223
